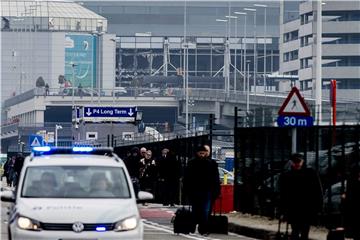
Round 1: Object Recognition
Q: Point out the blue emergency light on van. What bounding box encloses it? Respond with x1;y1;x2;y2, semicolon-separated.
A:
72;147;93;152
32;146;51;152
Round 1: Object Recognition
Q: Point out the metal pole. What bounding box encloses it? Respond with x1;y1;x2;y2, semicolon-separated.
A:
244;15;247;92
253;11;257;95
246;62;250;114
264;7;267;91
315;0;322;124
55;126;58;147
184;0;189;135
234;18;237;91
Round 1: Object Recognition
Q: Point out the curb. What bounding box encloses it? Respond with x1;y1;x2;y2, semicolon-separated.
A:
228;221;325;240
229;222;276;239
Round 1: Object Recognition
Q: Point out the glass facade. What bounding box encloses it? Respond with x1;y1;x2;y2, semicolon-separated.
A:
116;36;279;88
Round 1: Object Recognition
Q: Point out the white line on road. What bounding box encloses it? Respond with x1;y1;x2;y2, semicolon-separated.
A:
143;220;222;240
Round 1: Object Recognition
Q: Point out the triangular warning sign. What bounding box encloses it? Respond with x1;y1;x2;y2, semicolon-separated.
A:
30;137;42;147
278;87;311;116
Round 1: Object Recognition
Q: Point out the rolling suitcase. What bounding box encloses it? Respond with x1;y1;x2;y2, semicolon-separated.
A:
208;196;228;234
172;206;196;234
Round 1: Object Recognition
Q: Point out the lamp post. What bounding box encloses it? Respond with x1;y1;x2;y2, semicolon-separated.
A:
55;124;63;147
216;18;229;93
71;63;78;109
315;0;322;124
254;4;267;92
234;12;247;92
246;60;251;114
244;8;257;94
226;15;238;91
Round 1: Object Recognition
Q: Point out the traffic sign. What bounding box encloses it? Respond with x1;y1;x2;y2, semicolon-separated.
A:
83;106;137;122
29;135;43;147
278;87;310;116
277;116;314;127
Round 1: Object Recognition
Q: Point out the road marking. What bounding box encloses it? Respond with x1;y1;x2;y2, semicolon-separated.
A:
143;220;222;240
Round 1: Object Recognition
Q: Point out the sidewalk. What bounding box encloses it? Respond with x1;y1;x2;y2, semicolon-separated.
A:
226;212;328;240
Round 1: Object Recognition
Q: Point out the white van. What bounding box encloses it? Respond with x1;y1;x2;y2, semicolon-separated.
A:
1;147;153;240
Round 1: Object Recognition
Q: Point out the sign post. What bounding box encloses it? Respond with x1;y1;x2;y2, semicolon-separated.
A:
82;106;137;123
277;87;313;153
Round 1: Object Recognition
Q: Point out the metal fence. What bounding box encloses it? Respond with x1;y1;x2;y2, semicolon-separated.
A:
234;125;360;226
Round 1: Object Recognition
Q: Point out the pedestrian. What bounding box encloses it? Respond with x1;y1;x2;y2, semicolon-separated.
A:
78;83;83;97
140;147;147;158
183;145;220;236
3;157;12;185
279;153;323;240
45;83;49;96
123;147;141;196
139;150;158;196
7;156;17;187
343;165;360;240
14;153;24;186
158;148;181;206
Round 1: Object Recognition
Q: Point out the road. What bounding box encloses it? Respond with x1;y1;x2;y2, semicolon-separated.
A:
1;202;255;240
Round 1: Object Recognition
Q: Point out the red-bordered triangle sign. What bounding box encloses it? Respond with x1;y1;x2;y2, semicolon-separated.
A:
278;87;311;116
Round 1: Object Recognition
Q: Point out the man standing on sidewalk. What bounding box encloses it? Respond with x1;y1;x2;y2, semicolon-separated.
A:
279;153;323;240
184;145;220;235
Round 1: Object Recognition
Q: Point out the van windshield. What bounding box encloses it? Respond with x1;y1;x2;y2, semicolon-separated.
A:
21;166;131;198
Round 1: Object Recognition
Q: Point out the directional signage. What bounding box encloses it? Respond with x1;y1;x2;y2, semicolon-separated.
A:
278;87;311;116
83;106;137;122
277;116;314;127
29;135;43;147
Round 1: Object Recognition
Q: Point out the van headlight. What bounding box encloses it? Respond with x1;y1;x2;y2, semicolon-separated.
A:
17;216;41;231
114;216;138;231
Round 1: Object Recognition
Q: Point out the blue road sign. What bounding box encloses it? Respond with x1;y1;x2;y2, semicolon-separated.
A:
29;135;43;147
277;116;314;127
83;106;137;122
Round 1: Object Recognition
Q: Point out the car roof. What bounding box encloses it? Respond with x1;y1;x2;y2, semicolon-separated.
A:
24;154;126;168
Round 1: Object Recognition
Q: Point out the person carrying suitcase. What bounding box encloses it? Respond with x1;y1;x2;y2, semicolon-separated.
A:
183;145;220;236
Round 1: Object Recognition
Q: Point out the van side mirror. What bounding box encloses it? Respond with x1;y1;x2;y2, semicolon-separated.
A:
1;190;15;203
136;191;153;203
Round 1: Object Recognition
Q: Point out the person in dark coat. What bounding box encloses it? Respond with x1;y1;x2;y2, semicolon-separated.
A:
3;157;12;186
344;165;360;240
158;148;181;206
184;145;221;235
123;147;141;196
139;150;158;195
279;153;323;240
14;154;24;186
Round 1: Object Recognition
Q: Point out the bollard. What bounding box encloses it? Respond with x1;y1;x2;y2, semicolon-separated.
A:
223;173;228;185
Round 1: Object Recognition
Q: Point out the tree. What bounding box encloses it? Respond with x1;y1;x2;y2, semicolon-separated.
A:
36;76;45;87
58;75;65;84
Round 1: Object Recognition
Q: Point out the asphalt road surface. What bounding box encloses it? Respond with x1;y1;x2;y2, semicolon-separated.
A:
1;202;256;240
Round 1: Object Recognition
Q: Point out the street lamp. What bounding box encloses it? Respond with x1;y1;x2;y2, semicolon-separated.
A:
55;124;63;147
254;4;267;92
244;8;257;94
226;15;238;91
216;18;229;93
246;60;251;115
234;12;247;92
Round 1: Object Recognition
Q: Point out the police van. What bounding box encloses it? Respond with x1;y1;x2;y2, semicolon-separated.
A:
1;146;153;240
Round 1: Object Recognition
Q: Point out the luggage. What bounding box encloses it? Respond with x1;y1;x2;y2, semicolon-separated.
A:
172;206;196;234
208;215;228;234
327;228;345;240
208;196;228;234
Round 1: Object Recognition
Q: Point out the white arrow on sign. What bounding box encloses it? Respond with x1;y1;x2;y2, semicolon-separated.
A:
86;108;92;116
128;108;134;117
